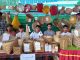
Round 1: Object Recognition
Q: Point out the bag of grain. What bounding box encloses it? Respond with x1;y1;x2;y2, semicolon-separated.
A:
60;36;69;49
73;36;80;47
18;39;24;47
34;40;45;52
23;40;34;53
51;43;58;53
2;41;13;54
44;36;53;43
13;46;22;55
53;31;61;43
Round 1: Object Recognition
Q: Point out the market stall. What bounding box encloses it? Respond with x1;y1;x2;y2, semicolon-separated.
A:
0;0;80;60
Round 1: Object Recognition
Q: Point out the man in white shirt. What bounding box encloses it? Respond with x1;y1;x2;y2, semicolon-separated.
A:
16;25;26;39
30;25;43;40
2;25;13;41
61;25;71;36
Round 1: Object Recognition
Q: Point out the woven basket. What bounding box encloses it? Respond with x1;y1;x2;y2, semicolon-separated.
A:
44;36;53;43
18;39;24;47
2;41;13;54
60;36;69;49
43;16;51;24
39;16;45;25
23;42;33;53
51;43;58;53
73;36;80;47
13;46;22;55
34;40;45;52
24;39;34;52
53;35;60;43
32;21;40;31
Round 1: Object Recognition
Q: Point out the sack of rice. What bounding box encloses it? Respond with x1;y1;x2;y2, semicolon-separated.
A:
73;36;80;47
45;43;52;52
44;36;53;43
39;16;45;25
60;36;70;49
18;39;24;47
12;39;18;47
23;40;34;53
2;41;13;54
13;46;22;55
37;37;45;41
34;40;45;52
53;35;60;43
53;31;61;43
51;43;58;53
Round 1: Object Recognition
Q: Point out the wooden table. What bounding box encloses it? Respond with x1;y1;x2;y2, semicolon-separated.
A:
0;52;58;60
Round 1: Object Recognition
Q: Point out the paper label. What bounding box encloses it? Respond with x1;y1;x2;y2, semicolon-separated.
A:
45;44;49;52
24;43;30;52
48;44;52;52
34;41;41;50
20;54;35;60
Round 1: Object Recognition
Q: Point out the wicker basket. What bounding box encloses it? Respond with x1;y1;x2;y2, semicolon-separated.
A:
2;41;13;54
18;39;24;47
34;40;45;52
13;46;22;55
32;21;40;31
60;36;69;49
44;36;53;43
51;43;58;53
73;36;80;47
43;16;51;24
23;40;34;53
39;16;45;25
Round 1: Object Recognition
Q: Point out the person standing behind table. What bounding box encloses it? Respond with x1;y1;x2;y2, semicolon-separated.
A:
0;12;7;36
44;23;55;36
61;25;71;36
30;25;43;40
16;25;26;39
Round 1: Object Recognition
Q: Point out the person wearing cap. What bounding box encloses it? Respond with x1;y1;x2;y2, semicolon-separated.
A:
44;23;55;36
61;25;71;36
0;12;7;36
16;25;26;39
30;25;43;40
